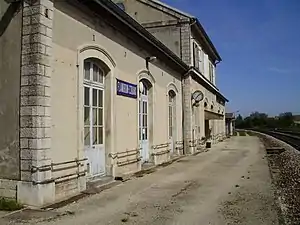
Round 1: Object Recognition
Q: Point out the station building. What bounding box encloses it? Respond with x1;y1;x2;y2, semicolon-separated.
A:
0;0;227;206
115;0;228;151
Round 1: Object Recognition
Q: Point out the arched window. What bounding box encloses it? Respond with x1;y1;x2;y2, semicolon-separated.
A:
138;79;152;162
168;90;176;138
84;59;104;83
168;90;176;153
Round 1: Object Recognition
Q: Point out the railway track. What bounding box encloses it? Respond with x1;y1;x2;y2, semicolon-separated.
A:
271;128;300;136
253;129;300;150
252;129;300;224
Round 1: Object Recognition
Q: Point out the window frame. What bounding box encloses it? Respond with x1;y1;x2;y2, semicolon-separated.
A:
193;42;204;74
83;59;105;146
198;48;204;74
168;90;176;139
209;62;214;84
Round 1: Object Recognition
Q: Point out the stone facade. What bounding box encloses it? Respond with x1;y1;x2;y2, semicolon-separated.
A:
0;0;227;207
182;74;194;154
0;0;187;206
120;0;228;153
18;0;55;206
0;179;18;199
180;23;192;65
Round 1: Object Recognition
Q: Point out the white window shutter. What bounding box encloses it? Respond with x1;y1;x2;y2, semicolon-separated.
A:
200;50;204;74
193;43;199;69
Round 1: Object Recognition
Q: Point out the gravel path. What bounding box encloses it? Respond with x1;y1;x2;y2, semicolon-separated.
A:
1;137;279;225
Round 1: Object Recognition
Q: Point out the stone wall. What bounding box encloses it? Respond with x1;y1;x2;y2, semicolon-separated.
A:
182;74;194;154
180;24;191;65
17;0;55;206
0;179;17;199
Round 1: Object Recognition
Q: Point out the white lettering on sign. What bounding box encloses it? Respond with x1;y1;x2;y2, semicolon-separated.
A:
117;79;137;98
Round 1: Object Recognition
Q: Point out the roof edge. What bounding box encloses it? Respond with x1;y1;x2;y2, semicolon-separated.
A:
192;19;222;62
141;0;222;62
80;0;189;73
190;68;228;102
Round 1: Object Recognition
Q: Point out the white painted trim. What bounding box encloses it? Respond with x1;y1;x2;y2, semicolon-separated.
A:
136;70;156;159
166;82;179;146
137;69;156;84
77;44;116;176
166;82;179;94
78;44;116;69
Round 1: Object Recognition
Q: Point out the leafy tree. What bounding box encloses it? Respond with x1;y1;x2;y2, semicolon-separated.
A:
235;114;243;128
278;112;294;128
235;111;295;129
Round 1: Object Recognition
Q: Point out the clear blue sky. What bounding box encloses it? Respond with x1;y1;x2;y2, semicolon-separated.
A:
162;0;300;116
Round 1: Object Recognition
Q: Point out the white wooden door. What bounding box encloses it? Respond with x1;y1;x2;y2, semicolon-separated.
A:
139;83;149;162
168;91;176;153
83;60;105;178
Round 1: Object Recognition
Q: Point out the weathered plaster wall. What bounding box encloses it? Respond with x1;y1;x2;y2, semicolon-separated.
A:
122;0;191;65
146;25;181;57
0;0;22;180
123;0;178;23
52;1;183;180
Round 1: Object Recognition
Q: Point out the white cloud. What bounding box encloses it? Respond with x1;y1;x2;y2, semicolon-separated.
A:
268;67;291;74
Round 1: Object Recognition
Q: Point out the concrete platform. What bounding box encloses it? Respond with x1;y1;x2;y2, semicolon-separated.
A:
0;137;279;225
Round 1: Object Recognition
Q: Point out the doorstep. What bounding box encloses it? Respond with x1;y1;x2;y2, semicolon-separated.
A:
85;176;119;194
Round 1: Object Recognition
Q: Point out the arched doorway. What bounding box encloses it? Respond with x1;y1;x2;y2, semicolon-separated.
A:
168;90;176;153
139;79;151;163
83;58;105;178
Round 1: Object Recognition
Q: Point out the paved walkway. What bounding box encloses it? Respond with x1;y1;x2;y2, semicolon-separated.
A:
2;137;279;225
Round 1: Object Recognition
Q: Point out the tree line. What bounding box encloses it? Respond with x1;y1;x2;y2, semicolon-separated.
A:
235;112;299;129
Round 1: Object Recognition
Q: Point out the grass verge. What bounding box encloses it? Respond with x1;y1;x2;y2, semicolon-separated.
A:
0;198;23;211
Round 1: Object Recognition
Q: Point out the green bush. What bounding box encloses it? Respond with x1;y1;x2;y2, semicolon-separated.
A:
0;198;23;211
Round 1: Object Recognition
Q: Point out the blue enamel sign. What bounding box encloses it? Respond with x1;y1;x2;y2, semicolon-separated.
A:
116;79;137;99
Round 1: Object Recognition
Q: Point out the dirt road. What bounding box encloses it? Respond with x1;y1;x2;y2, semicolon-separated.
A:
2;136;279;225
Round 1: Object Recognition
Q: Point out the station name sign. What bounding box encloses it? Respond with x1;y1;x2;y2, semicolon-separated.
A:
116;79;137;99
